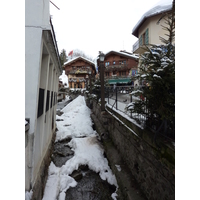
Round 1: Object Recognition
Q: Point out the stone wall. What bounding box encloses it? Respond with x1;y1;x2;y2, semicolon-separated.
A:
88;98;175;200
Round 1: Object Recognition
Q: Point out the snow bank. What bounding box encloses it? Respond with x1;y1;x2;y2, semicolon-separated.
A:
42;162;77;200
56;96;94;142
61;136;118;186
25;190;33;200
42;95;118;200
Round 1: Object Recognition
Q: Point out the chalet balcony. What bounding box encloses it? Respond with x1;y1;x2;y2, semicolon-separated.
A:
105;64;130;72
68;77;86;82
69;68;92;75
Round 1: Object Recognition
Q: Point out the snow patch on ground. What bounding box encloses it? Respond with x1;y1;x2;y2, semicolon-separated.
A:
25;190;33;200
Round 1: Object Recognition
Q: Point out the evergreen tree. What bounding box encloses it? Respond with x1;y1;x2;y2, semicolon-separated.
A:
132;0;175;138
59;49;67;66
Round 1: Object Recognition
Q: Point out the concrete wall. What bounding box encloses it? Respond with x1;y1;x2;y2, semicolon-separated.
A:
25;0;50;29
25;0;61;197
89;99;175;200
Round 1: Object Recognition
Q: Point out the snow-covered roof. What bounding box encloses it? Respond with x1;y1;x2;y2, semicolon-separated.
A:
63;56;95;66
132;0;173;37
104;50;139;60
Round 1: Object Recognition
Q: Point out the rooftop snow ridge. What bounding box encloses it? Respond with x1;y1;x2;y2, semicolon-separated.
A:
132;0;173;36
63;56;95;66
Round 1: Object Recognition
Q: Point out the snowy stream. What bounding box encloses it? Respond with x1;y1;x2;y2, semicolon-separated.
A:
42;95;118;200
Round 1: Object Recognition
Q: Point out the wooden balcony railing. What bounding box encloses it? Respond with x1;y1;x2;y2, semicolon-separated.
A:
105;64;130;72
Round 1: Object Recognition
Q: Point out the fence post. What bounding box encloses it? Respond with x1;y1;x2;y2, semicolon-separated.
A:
108;87;109;104
130;94;132;118
116;86;117;110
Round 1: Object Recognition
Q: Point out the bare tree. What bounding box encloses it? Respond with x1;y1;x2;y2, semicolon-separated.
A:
69;49;95;62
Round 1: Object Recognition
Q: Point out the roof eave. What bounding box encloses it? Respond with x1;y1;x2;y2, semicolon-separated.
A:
105;50;139;60
132;7;172;38
64;56;95;66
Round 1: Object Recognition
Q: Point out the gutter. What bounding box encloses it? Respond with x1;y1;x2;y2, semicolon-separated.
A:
49;18;62;74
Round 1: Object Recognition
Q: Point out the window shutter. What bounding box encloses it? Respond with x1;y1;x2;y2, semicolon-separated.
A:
139;35;143;46
145;28;149;45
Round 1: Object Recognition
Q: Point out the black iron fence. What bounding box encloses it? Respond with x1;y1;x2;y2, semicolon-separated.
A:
105;86;146;125
105;86;175;141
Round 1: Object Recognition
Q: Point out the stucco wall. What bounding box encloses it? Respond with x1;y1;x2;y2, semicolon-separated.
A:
138;14;169;45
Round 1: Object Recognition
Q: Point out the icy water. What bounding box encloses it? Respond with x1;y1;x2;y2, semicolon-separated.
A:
52;139;116;200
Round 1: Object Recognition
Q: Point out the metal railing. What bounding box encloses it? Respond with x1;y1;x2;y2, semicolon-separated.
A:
105;86;146;125
132;40;139;52
105;86;175;141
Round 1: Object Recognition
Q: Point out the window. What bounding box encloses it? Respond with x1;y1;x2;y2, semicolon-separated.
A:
105;62;110;67
37;88;44;118
46;90;50;112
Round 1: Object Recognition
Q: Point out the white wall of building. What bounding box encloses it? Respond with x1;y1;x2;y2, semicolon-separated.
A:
25;0;50;29
25;0;61;192
138;14;169;46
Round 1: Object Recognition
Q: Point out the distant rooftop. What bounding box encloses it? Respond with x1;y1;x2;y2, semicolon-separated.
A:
104;50;139;60
63;56;95;66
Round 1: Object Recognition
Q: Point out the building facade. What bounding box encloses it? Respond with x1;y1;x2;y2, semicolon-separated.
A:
132;1;173;54
63;56;96;89
25;0;62;197
131;1;173;87
98;50;139;86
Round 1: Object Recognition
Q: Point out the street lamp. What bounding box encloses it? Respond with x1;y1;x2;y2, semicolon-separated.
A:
99;51;105;111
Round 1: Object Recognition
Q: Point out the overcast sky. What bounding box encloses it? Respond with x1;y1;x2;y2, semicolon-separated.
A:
50;0;169;59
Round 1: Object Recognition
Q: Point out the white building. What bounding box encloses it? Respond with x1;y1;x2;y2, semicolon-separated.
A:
25;0;62;197
131;0;173;86
132;0;173;54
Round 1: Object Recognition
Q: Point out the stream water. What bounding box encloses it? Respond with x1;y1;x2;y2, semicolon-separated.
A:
53;98;117;200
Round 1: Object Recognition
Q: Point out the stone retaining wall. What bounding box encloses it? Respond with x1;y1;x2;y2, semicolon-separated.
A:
88;98;175;200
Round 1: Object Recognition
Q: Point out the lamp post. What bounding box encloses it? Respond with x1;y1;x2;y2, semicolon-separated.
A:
99;52;105;111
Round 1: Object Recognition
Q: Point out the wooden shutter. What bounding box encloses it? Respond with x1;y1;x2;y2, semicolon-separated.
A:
139;35;143;46
145;28;149;45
